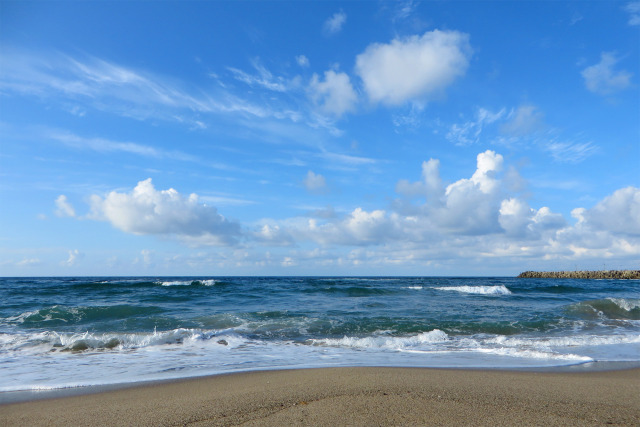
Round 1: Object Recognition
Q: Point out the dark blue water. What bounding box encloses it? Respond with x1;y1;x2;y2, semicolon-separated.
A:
0;277;638;392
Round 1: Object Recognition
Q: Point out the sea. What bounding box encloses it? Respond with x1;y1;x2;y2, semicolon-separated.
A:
1;276;639;400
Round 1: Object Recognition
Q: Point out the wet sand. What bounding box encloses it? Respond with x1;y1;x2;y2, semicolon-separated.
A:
1;367;639;426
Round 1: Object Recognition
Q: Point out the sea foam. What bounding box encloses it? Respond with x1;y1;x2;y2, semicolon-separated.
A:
311;330;449;350
159;279;218;286
434;285;512;295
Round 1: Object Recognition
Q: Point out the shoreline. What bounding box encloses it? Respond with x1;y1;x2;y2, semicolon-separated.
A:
2;367;639;426
3;360;640;405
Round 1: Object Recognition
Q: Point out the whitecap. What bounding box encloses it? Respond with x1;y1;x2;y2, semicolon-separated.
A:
310;330;449;350
434;285;512;295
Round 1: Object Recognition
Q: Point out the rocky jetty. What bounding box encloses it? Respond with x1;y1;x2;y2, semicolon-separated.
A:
517;270;640;279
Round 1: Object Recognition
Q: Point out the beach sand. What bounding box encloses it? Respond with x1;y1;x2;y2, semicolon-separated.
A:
1;367;638;426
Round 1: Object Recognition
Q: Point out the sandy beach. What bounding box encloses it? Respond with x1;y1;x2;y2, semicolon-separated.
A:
2;367;638;426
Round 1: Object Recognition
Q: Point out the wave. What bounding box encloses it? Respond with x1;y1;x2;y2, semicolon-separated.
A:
158;279;218;287
5;305;165;327
473;347;593;362
310;329;450;350
0;328;242;354
486;333;640;348
434;285;512;295
565;298;640;320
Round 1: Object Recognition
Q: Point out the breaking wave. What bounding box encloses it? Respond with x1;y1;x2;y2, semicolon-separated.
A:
565;298;640;320
434;285;512;295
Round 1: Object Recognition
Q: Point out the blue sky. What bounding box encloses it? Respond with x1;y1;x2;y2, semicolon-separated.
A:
1;1;638;276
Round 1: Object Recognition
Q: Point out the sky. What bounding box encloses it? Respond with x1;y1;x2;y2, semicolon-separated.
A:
0;1;639;276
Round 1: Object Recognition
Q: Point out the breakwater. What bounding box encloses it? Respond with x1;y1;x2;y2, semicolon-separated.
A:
518;270;640;279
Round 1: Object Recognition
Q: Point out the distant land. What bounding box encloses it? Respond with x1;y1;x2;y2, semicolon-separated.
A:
518;270;640;279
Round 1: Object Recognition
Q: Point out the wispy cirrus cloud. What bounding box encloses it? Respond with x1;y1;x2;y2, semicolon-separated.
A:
544;140;599;163
446;107;505;145
227;58;290;92
42;130;200;162
0;49;313;129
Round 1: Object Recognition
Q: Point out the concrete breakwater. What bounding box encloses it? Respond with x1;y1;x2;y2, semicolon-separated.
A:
518;270;640;279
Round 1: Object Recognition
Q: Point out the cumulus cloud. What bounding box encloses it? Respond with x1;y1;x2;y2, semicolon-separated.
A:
396;158;443;200
304;208;402;246
581;52;633;95
323;10;347;35
55;195;76;217
435;150;504;234
303;170;327;193
582;187;640;235
355;30;471;106
499;198;565;238
309;70;357;117
88;178;240;245
253;224;295;246
251;152;638;271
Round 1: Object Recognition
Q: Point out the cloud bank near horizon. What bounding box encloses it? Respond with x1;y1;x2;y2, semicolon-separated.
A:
54;150;639;272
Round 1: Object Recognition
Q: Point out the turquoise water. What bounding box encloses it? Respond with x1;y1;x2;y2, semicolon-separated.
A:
0;276;638;392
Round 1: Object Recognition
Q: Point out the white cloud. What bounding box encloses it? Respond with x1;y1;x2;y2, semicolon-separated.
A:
50;131;161;158
625;2;640;26
227;59;288;92
446;107;505;145
581;52;633;95
396;158;442;200
393;0;418;22
55;195;76;217
140;249;153;267
500;105;544;137
303;208;402;246
323;11;347;35
545;140;598;163
253;224;294;246
296;55;310;67
88;178;240;245
355;30;471;106
62;249;83;267
309;70;357;117
304;170;327;192
250;153;639;271
0;50;307;131
435;150;504;234
499;198;565;238
583;187;640;235
17;258;42;267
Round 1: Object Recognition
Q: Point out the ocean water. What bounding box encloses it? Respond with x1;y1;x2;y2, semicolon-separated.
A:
0;276;639;394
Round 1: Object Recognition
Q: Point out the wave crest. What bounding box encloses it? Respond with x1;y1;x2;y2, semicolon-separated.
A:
566;298;640;320
434;285;512;295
